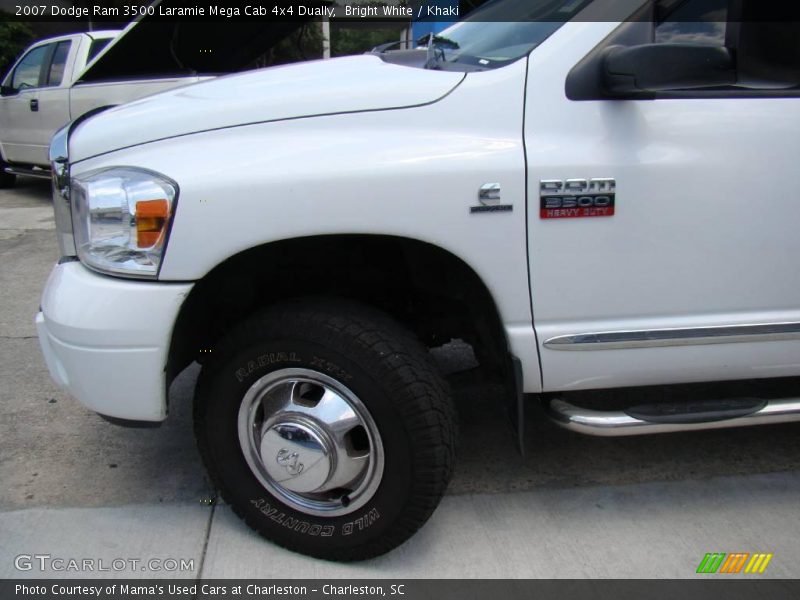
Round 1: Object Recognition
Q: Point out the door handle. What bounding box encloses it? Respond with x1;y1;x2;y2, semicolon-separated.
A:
30;98;38;112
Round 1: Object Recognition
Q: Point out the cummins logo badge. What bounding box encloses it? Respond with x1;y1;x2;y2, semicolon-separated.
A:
471;183;513;214
540;178;616;219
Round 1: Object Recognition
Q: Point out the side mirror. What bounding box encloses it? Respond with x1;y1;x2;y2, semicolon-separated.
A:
603;43;736;94
0;85;17;96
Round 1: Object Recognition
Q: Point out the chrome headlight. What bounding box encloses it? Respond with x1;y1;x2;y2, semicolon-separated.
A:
71;167;178;278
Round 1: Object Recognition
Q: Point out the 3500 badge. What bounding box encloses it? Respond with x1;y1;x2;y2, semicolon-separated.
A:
540;178;616;219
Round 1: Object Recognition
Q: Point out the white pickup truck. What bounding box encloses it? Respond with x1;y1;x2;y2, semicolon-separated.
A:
0;28;215;187
35;0;800;560
0;30;117;178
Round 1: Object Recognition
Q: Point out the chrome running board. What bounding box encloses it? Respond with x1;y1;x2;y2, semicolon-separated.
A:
4;165;51;179
546;396;800;437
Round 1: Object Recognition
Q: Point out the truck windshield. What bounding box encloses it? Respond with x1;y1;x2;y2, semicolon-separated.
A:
426;0;592;70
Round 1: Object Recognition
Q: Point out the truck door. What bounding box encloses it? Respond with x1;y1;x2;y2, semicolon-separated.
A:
0;43;50;165
33;40;73;164
524;0;800;392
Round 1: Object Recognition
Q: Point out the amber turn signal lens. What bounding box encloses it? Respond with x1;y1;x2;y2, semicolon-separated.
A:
135;199;169;248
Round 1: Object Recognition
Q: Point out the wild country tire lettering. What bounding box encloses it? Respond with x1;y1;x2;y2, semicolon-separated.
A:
250;498;380;536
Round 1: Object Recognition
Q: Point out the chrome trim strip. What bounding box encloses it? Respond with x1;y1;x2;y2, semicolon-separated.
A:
49;124;74;257
543;322;800;350
547;397;800;437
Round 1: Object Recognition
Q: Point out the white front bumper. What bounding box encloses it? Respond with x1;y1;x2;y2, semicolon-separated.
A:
36;261;194;421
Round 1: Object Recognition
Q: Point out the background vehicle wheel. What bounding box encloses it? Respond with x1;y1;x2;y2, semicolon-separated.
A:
194;299;457;560
0;162;15;188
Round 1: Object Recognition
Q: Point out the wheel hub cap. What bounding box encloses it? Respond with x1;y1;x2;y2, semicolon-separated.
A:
260;419;333;493
238;368;384;517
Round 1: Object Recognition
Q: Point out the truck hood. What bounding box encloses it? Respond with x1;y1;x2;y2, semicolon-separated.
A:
70;55;464;162
77;1;322;83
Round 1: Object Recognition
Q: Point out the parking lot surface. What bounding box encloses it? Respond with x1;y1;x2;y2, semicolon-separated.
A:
1;178;799;578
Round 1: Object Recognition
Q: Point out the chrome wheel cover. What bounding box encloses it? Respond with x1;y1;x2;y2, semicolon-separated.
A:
237;368;384;517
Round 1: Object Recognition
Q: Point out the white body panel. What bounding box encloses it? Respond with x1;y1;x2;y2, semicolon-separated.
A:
36;262;192;421
68;76;208;130
69;57;542;401
0;88;42;164
524;22;800;391
36;85;71;150
68;56;465;162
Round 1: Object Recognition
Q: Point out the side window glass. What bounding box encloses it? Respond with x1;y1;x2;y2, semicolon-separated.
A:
655;0;728;46
46;41;71;87
87;38;112;63
11;45;49;90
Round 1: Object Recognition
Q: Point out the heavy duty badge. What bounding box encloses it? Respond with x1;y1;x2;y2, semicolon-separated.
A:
540;178;616;219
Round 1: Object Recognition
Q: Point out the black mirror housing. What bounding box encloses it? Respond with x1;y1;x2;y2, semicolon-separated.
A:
0;85;17;96
603;43;736;94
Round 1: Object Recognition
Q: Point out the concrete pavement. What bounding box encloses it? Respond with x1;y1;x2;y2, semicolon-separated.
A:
2;472;799;579
1;177;798;579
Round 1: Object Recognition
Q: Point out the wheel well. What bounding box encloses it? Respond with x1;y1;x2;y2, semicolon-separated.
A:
167;235;511;385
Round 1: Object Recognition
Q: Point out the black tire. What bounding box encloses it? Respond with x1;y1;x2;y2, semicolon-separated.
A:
0;161;15;189
194;299;456;561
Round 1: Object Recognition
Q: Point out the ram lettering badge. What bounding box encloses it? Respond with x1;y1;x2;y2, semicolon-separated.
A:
540;178;615;219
